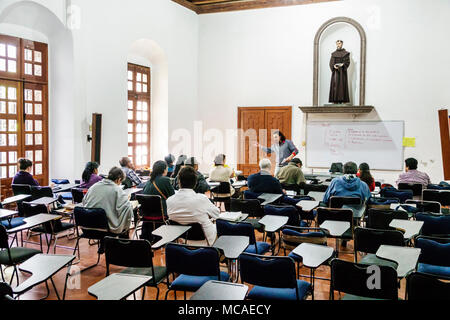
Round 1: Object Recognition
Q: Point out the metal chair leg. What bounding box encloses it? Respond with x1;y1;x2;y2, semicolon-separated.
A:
50;277;61;300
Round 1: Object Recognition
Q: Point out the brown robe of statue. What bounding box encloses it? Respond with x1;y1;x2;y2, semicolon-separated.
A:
329;48;350;104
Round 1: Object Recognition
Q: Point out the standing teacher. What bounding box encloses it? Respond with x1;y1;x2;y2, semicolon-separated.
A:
255;131;299;176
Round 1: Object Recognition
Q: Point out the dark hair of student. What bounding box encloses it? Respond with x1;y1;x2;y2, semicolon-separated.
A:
214;154;226;166
344;161;358;175
150;160;167;182
173;155;187;178
107;167;125;182
405;158;418;170
359;162;374;186
164;154;175;166
82;161;99;183
18;158;33;171
274;131;286;145
178;166;197;189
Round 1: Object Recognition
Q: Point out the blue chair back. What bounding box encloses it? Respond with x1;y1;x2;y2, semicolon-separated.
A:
165;243;221;277
216;220;256;245
416;237;450;267
380;187;413;203
239;253;297;289
264;205;300;226
416;213;450;237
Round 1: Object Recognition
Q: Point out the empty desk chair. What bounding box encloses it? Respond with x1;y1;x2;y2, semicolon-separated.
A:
22;202;75;253
264;205;305;228
230;198;264;231
367;197;400;210
281;225;331;276
164;243;229;300
216;220;270;255
0;225;41;286
104;237;167;300
416;212;450;237
366;208;408;230
398;183;423;198
406;272;450;300
329;196;361;209
167;220;208;245
73;207;117;272
211;182;232;211
415;236;450;278
30;186;54;201
317;207;354;239
380;187;413;203
239;253;311;300
330;259;398;300
353;227;403;269
406;200;441;214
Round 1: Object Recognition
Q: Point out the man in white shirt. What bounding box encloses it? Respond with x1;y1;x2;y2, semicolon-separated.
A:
167;166;220;245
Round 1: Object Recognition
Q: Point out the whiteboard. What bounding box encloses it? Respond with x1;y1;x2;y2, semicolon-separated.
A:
306;121;405;171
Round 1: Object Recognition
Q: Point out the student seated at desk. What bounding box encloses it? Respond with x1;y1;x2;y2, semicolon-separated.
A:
248;159;284;194
79;161;103;189
357;162;375;192
143;160;175;214
396;157;431;188
172;155;187;179
275;158;306;186
209;154;235;197
12;158;39;186
164;154;176;178
323;161;371;205
167;166;220;245
119;157;146;189
83;167;133;238
174;157;210;194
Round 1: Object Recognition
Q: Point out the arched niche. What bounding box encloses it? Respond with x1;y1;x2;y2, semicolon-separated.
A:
128;39;168;163
0;1;75;181
313;17;367;106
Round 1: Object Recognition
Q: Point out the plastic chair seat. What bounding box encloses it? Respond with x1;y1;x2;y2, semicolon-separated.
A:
0;247;41;265
120;266;168;285
417;263;450;278
169;271;230;292
247;279;311;300
1;217;25;229
244;242;271;255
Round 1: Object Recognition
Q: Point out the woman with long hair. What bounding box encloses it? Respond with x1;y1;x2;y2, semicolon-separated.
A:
80;161;102;189
255;130;300;175
141;160;176;241
357;162;375;191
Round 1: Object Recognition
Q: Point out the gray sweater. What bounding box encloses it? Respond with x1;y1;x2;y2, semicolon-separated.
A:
82;179;133;234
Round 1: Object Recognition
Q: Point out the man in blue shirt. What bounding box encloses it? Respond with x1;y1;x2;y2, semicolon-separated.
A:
248;159;284;194
323;161;371;205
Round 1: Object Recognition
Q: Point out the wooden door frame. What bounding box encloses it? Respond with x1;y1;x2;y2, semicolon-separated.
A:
237;106;292;174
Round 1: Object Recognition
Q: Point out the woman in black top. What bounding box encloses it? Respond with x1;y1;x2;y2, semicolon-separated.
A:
141;161;175;241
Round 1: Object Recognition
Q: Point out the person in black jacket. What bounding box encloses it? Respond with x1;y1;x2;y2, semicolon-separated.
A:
247;159;284;194
174;157;210;194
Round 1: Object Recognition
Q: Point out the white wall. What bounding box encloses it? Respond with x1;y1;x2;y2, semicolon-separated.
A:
0;0;199;181
198;0;450;184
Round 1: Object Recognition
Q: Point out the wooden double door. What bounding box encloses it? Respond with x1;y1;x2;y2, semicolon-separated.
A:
237;106;292;176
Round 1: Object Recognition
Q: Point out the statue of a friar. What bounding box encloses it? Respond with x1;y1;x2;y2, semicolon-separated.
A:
329;40;350;104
